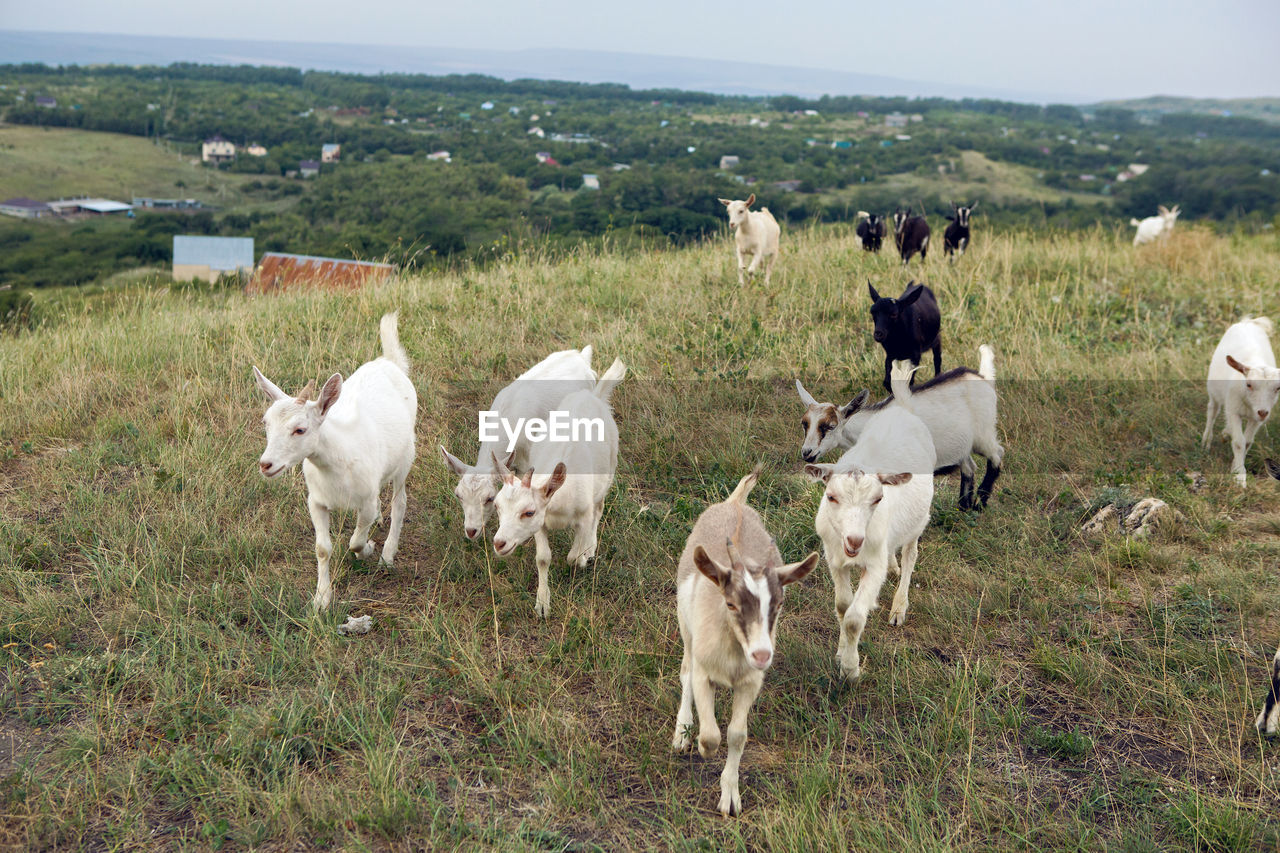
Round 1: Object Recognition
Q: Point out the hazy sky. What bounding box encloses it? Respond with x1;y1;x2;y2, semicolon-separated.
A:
3;0;1277;100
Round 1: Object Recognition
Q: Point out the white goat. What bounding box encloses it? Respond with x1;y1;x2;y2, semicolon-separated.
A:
440;347;596;540
1202;317;1280;487
1130;204;1180;246
805;361;936;680
797;345;1002;509
253;313;417;611
1256;640;1280;736
491;359;625;617
718;194;780;286
670;468;819;817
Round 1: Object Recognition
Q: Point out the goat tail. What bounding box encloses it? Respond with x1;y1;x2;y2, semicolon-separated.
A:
1129;218;1142;227
379;312;410;375
888;360;919;411
978;344;996;383
1248;316;1274;337
727;464;762;506
592;358;627;402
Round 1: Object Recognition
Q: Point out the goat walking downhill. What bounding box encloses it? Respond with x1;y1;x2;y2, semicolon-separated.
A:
440;347;596;540
943;201;977;259
719;194;780;285
892;208;931;265
868;280;942;392
1131;204;1180;246
805;361;936;680
491;359;625;618
670;468;819;817
253;313;417;611
1202;317;1280;487
855;210;886;252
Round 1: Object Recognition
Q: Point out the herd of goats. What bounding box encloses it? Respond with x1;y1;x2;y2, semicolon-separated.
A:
248;195;1277;817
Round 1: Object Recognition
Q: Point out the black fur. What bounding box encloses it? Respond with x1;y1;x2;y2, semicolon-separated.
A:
892;208;931;265
856;214;886;252
867;280;943;393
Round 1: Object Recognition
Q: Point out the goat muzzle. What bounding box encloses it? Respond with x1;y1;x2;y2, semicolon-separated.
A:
1260;410;1270;422
843;536;863;558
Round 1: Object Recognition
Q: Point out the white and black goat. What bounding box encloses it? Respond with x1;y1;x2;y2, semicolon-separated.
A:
797;345;1003;510
868;280;942;392
943;201;977;260
855;210;886;252
892;208;930;266
671;468;819;816
1256;641;1280;736
253;313;417;611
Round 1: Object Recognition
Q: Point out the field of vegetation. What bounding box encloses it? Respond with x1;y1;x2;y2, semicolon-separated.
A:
3;224;1280;849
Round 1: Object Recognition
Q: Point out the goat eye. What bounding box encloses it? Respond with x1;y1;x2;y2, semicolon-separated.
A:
293;427;306;436
485;497;495;505
873;497;883;505
521;510;535;519
725;602;737;612
827;495;838;504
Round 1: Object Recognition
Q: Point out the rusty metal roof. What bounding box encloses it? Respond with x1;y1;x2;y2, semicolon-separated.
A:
248;252;395;294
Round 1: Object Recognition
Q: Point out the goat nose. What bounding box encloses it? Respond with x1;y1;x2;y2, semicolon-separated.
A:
873;331;885;342
751;649;772;668
844;536;864;556
465;527;479;539
259;460;272;474
1260;410;1270;421
493;539;506;552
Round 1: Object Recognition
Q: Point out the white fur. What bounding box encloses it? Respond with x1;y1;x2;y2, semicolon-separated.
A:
253;313;417;611
1202;317;1280;487
440;347;596;539
491;359;625;618
1131;204;1180;246
1256;640;1280;735
670;469;818;817
718;194;780;286
805;361;936;680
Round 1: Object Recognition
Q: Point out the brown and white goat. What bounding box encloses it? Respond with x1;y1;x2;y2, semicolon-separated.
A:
671;469;818;817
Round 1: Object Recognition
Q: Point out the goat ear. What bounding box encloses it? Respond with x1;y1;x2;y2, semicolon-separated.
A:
899;284;924;306
969;201;978;211
540;462;567;500
841;389;869;418
867;281;880;302
776;551;820;586
1158;204;1169;215
252;366;288;402
718;197;731;206
317;373;343;416
692;545;731;588
440;445;473;476
491;450;516;484
745;193;755;207
795;379;818;407
804;463;834;484
1226;355;1250;376
877;472;913;486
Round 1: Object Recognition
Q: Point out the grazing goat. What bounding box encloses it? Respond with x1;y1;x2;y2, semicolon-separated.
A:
805;361;936;680
1202;317;1280;487
892;208;930;265
1131;204;1180;246
670;468;819;816
718;194;780;285
943;201;977;259
855;210;886;252
797;345;1003;509
440;347;596;540
492;359;625;617
868;280;942;392
253;313;417;611
1257;641;1280;736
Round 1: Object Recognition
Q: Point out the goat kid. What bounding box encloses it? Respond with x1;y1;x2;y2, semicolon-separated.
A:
440;347;596;540
1202;316;1280;487
254;313;417;611
943;201;977;259
868;280;942;392
1257;640;1280;736
491;359;625;617
892;207;931;265
855;210;886;252
671;468;819;816
1131;204;1180;246
719;194;780;285
806;361;935;680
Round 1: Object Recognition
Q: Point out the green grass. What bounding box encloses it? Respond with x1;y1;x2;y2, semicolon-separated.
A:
2;225;1280;849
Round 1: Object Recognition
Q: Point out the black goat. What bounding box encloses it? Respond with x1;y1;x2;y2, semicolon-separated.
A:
943;201;977;260
855;211;885;252
867;280;942;392
892;208;930;266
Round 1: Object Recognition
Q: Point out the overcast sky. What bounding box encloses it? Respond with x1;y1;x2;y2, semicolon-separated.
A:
3;0;1277;101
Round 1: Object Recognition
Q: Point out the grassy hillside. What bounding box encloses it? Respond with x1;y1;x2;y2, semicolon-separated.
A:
0;123;257;205
3;226;1280;849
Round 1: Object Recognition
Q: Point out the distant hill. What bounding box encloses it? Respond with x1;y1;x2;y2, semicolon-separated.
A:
1097;96;1280;124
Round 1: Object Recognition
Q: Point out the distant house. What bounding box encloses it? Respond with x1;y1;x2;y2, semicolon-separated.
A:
610;163;631;172
885;112;908;128
133;197;202;210
245;143;268;157
508;106;521;115
35;96;55;108
773;180;804;192
202;136;236;164
527;126;545;138
0;197;51;219
719;155;740;170
480;101;494;110
173;235;254;282
299;160;321;178
46;197;133;216
894;134;912;141
535;152;558;165
321;143;341;163
426;150;451;162
249;252;395;294
581;174;600;190
831;140;853;149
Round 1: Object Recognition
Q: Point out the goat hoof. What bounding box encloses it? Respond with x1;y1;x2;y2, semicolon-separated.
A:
378;556;394;568
697;733;720;757
671;734;691;752
311;590;333;612
718;788;741;818
888;609;908;627
356;541;376;559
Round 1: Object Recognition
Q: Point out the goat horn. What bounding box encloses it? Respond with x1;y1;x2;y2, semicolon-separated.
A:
724;537;746;572
295;380;317;402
